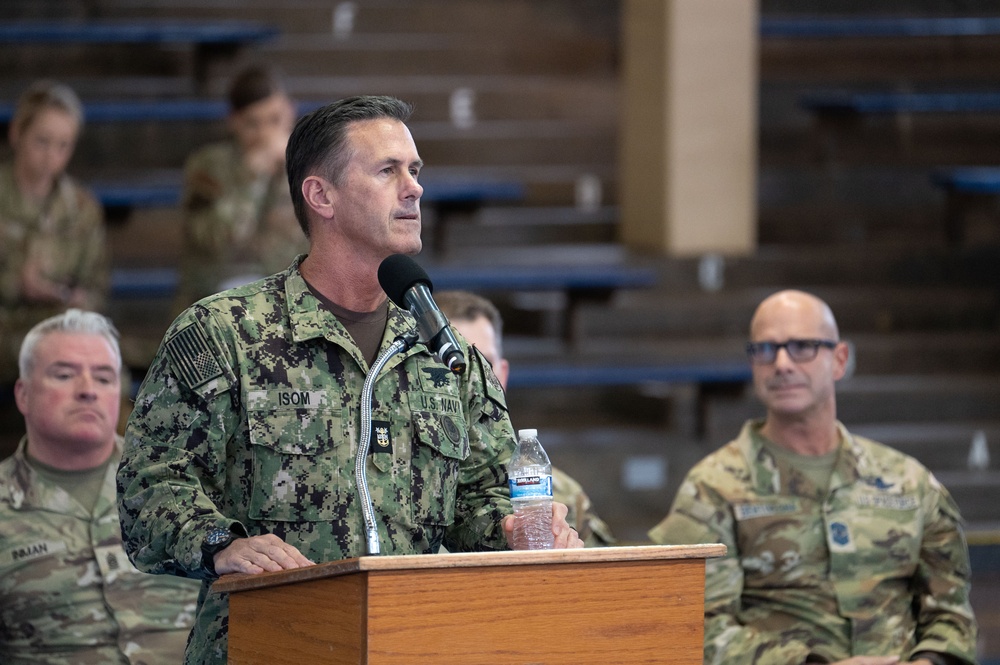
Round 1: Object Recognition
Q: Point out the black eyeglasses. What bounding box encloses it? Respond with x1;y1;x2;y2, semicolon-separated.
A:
746;339;838;365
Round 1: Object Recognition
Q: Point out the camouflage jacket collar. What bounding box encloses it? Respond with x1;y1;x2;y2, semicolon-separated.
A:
0;162;78;227
740;419;865;496
1;435;124;519
282;258;423;374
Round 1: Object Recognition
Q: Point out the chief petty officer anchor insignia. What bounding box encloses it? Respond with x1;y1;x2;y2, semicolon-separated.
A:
369;421;392;454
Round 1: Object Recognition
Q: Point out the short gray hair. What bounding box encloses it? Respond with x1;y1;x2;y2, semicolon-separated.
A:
19;309;122;379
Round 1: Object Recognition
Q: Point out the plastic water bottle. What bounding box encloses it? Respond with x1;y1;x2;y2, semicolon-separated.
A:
508;428;553;550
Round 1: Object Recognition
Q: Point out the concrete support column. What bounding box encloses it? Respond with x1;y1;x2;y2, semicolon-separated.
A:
619;0;759;256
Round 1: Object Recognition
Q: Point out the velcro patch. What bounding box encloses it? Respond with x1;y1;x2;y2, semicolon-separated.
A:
855;493;919;511
369;420;392;455
166;322;224;389
3;539;66;566
828;521;856;553
734;501;799;521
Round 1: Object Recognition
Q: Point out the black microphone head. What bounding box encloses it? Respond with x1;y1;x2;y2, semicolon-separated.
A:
378;254;432;308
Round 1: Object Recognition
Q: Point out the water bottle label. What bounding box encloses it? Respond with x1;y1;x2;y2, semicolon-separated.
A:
509;474;553;499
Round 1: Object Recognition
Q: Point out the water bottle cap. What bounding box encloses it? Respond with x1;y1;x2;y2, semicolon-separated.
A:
518;428;538;439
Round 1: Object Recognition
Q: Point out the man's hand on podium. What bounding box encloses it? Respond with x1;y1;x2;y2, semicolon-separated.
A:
502;501;585;550
214;534;315;575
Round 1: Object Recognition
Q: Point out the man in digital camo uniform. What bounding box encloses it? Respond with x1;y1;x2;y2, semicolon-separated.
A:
117;95;582;665
0;310;198;664
649;290;977;665
435;289;616;547
173;64;308;314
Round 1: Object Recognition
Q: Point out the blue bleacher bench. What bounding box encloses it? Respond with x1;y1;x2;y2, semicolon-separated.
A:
91;175;524;215
0;19;278;44
507;360;751;437
507;362;751;389
761;15;1000;39
0;19;279;90
931;166;1000;244
0;100;326;125
110;262;656;346
92;182;181;210
932;166;1000;195
801;91;1000;115
429;263;654;293
110;263;657;300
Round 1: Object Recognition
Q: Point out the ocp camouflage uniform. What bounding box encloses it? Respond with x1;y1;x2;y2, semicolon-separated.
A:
0;162;108;383
649;420;977;665
175;141;308;313
0;437;199;664
552;467;615;547
117;256;516;665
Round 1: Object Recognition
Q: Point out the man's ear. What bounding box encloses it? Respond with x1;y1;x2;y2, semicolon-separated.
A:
831;341;851;381
494;358;510;391
301;176;336;221
13;378;29;418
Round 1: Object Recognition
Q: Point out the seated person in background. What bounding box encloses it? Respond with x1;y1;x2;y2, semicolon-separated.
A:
0;80;108;386
0;309;200;664
649;290;977;665
174;63;308;313
436;289;616;547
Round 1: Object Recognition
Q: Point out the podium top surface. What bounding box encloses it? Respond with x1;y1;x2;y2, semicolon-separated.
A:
214;544;726;594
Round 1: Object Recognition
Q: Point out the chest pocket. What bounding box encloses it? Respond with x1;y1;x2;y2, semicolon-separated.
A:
834;489;922;573
409;409;470;526
246;390;349;522
734;498;828;586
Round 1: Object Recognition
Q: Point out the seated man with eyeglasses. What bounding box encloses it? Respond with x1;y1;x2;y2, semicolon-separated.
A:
648;290;977;665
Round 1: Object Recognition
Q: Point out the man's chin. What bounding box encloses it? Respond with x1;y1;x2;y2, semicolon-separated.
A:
395;235;422;256
66;423;116;445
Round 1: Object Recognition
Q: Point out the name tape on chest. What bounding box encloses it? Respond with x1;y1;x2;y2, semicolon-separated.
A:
854;493;919;511
4;539;67;566
248;389;330;410
734;501;799;521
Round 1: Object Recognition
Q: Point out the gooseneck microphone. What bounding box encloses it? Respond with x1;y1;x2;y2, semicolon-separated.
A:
378;254;467;375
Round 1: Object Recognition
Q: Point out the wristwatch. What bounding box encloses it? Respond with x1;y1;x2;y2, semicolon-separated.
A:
201;527;237;577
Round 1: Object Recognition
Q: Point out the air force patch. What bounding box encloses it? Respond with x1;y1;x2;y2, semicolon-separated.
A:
828;521;856;553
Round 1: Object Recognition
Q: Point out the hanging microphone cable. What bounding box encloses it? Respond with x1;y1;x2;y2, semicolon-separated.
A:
355;332;417;555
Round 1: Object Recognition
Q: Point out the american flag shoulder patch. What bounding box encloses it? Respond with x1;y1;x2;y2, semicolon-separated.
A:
165;322;224;389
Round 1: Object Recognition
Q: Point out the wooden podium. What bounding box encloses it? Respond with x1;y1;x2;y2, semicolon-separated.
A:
213;544;725;665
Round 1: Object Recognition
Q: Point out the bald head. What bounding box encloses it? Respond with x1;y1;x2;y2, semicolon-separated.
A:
750;290;839;342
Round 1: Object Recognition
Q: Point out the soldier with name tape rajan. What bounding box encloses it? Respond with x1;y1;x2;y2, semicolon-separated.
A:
116;95;583;665
649;290;977;665
1;309;199;664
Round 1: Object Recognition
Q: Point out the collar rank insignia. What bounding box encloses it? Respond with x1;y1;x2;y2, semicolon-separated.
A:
369;420;392;455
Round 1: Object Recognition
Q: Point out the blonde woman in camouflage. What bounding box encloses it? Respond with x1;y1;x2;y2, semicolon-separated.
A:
0;81;108;385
